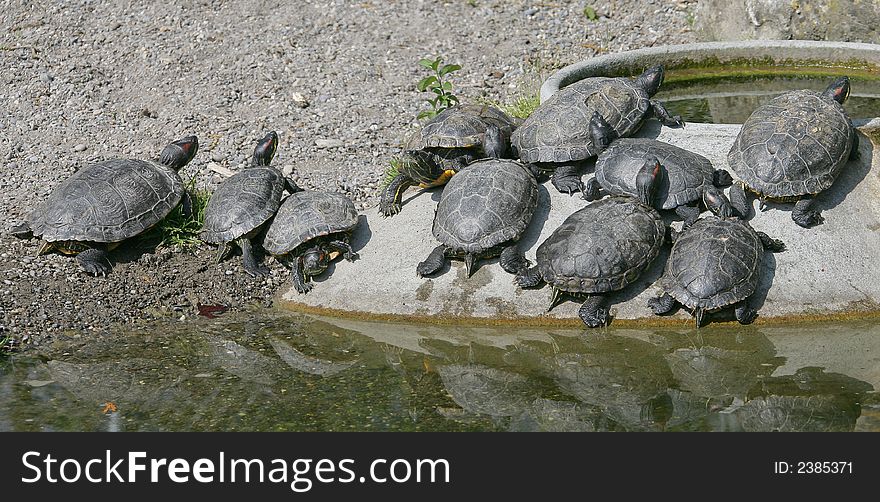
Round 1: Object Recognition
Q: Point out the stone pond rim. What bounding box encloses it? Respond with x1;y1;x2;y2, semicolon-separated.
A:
278;42;880;327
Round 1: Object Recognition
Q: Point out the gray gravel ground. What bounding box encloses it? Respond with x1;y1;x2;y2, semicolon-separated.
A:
0;0;697;347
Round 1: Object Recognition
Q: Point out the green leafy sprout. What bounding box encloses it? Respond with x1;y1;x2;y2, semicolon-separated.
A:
417;56;461;120
140;177;211;249
0;333;11;354
583;6;598;21
381;157;402;189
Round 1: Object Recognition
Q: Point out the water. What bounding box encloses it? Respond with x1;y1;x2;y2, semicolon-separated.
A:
1;312;877;432
654;72;880;124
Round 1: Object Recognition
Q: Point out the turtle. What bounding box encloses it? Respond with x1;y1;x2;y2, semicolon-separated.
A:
416;158;539;278
262;190;359;293
379;104;516;216
511;65;683;195
647;190;786;327
727;76;858;228
200;131;301;278
585;137;734;228
10;135;199;275
515;158;666;328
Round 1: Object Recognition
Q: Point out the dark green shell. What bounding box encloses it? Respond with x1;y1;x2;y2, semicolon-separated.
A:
659;217;763;310
27;159;184;243
536;196;664;294
512;77;652;163
262;191;358;256
727;89;854;198
595;138;716;210
412;104;516;149
200;166;285;243
432;159;537;253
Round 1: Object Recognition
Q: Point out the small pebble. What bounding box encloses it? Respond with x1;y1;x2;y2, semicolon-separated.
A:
39;73;53;84
291;92;309;108
73;144;87;152
315;138;344;149
211;152;226;162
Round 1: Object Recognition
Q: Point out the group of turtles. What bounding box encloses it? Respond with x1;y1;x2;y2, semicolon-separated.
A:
383;65;857;328
12;131;361;293
11;64;858;328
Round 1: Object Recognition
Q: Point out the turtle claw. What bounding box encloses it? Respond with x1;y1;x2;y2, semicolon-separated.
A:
344;251;359;262
379;203;402;217
245;265;271;279
793;210;823;228
294;281;313;294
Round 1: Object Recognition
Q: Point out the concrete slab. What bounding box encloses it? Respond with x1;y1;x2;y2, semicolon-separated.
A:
279;119;880;326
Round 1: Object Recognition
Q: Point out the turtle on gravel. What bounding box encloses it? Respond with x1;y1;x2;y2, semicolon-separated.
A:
586;137;734;228
727;76;858;228
511;65;683;195
379;104;516;216
417;158;539;278
200;131;300;278
647;191;786;327
515;158;666;328
262;190;360;293
10;135;199;275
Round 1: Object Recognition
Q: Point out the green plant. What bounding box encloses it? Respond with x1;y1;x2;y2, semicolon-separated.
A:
583;6;598;21
0;334;11;354
497;93;541;119
686;10;696;27
381;157;402;188
416;56;461;120
140;177;211;249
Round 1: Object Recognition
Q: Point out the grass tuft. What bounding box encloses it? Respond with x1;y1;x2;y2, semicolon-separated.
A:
497;93;541;119
140;177;211;249
381;157;402;189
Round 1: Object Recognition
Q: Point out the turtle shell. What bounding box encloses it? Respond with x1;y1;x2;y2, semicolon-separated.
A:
27;159;184;243
411;104;516;150
595;138;716;210
727;89;854;198
536;196;664;294
262;190;358;256
659;216;763;311
512;76;651;163
432;159;538;253
200;166;286;244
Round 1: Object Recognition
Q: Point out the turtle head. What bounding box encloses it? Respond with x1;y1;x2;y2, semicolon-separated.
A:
634;65;665;96
703;187;733;219
252;131;279;166
483;124;507;159
398;149;433;175
302;247;331;276
635;157;663;206
159;135;199;170
823;76;851;105
589;112;617;153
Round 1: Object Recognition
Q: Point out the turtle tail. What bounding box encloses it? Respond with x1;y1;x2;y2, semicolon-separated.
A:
694;307;704;329
464;253;477;277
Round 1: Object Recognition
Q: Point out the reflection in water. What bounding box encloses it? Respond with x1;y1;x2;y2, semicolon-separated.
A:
0;313;876;432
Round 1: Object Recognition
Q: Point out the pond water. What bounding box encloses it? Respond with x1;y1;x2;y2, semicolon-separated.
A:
1;311;877;432
655;71;880;124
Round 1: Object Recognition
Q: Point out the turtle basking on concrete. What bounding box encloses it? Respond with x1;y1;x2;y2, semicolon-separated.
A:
417;158;538;278
727;76;858;228
263;190;359;293
515;158;666;328
511;65;683;195
379;104;515;216
200;131;300;278
10;135;199;275
587;136;733;227
647;191;786;327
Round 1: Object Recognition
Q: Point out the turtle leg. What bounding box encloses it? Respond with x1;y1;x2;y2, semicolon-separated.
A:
712;169;733;188
578;295;608;328
215;243;232;263
237;237;270;278
180;191;194;219
285;177;303;194
850;132;860;161
647;293;677;315
792;196;823;228
551;164;584;195
734;299;758;325
499;243;530;276
514;265;544;288
417;245;448;277
674;204;701;229
525;163;548;182
649;99;684;128
287;256;312;294
327;240;358;261
76;247;112;276
379;173;415;217
728;183;752;219
9;221;33;239
582;177;602;202
756;231;786;252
